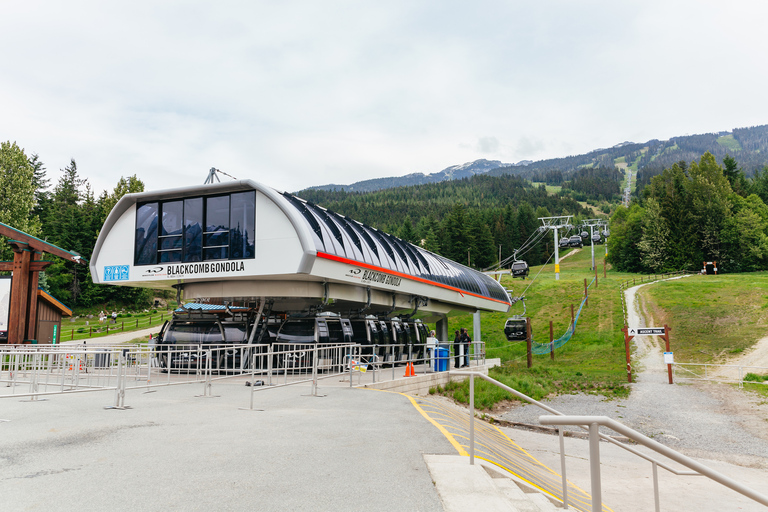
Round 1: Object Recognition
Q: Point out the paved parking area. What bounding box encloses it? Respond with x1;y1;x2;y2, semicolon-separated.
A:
0;379;451;512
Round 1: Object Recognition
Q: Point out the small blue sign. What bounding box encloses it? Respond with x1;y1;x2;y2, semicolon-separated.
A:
104;265;130;281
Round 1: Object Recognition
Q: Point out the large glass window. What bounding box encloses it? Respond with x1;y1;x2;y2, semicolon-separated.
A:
135;202;159;265
230;191;255;259
135;192;255;265
205;195;230;260
159;201;183;263
184;197;203;262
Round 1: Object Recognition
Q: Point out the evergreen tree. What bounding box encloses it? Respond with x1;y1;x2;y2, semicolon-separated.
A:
0;142;40;261
637;198;670;272
398;215;418;244
471;216;497;269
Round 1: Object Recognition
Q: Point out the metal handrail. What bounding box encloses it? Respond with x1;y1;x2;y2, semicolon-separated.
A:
540;415;768;512
454;371;767;511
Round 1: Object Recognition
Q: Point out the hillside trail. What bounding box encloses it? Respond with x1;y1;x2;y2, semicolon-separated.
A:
500;275;768;469
624;276;768;466
710;332;768;380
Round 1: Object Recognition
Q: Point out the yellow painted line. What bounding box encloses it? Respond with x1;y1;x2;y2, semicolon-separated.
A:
403;393;468;456
404;393;615;512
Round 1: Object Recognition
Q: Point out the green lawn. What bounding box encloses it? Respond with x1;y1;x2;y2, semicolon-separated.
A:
716;134;742;151
439;246;634;407
639;273;768;362
59;309;172;342
530;181;562;195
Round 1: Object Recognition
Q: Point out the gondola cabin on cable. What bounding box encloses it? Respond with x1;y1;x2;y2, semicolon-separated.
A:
602;228;610;238
510;260;529;278
558;237;570;249
580;231;589;239
504;315;528;341
591;234;602;244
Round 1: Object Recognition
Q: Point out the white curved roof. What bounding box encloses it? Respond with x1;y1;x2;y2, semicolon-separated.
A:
90;180;511;315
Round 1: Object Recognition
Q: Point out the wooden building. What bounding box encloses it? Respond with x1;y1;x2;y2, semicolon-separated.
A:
35;289;72;344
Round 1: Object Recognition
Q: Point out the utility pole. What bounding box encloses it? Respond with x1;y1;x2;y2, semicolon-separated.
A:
538;216;573;281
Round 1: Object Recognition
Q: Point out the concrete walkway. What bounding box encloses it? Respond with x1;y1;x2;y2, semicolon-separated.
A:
59;325;160;345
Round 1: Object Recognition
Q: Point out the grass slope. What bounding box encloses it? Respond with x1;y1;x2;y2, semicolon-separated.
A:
438;246;635;408
639;273;768;362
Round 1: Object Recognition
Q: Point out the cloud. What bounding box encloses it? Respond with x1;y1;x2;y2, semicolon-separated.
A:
1;1;768;194
476;136;500;154
515;137;545;158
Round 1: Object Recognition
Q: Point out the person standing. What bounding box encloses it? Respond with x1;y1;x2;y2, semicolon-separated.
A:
453;329;461;369
426;330;438;371
460;328;472;367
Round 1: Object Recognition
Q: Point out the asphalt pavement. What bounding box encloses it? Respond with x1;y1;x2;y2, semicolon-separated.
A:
0;379;450;512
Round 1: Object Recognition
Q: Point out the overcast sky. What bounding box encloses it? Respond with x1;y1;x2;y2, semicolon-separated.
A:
3;1;768;196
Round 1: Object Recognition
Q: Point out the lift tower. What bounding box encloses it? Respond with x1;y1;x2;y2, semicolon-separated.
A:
538;216;573;281
581;219;607;270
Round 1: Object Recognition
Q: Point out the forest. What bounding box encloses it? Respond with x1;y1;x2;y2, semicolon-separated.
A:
8;130;768;313
297;174;593;269
608;152;768;273
1;141;599;311
0;141;151;311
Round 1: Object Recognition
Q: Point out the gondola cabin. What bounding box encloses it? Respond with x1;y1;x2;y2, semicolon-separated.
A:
510;260;529;278
591;234;602;244
503;315;528;341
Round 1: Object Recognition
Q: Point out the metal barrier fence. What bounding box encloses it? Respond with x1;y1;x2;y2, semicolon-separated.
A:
1;340;485;407
344;341;486;387
672;362;768;388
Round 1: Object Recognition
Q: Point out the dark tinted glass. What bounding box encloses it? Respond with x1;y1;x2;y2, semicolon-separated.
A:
184;198;203;262
205;196;230;259
230;191;255;259
135;202;158;265
161;201;183;236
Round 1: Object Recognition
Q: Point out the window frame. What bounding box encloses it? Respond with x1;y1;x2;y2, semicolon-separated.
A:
134;192;255;266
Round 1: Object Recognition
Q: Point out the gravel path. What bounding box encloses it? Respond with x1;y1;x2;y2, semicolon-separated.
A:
497;276;768;469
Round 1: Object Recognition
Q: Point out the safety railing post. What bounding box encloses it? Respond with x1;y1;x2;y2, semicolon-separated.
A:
202;349;212;397
559;428;569;509
311;345;318;396
469;373;475;465
29;353;40;400
652;461;660;512
348;346;353;388
588;422;602;512
111;350;124;408
391;344;395;381
267;345;273;387
372;344;377;384
250;352;257;410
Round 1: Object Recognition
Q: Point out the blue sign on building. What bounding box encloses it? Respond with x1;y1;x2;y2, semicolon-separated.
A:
104;265;129;281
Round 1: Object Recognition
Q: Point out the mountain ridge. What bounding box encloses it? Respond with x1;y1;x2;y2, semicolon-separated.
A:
302;124;768;194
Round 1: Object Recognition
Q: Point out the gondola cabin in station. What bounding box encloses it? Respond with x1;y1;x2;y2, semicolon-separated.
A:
504;315;528;341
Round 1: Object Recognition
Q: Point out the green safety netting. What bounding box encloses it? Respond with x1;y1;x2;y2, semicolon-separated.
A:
531;277;595;355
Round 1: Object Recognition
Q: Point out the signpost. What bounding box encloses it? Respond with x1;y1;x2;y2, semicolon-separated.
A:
624;324;673;384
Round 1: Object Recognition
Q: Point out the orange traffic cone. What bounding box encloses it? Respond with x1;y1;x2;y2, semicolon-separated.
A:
404;362;415;377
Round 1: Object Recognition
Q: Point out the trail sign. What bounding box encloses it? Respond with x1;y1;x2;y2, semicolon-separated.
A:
627;327;666;336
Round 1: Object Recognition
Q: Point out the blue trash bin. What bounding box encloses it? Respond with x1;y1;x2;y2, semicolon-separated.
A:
434;347;449;372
